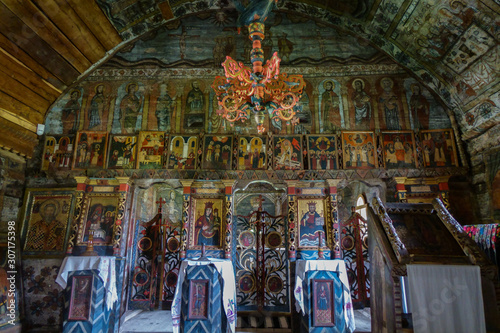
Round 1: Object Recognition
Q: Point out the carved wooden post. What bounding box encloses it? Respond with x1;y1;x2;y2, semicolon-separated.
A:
179;180;193;259
286;180;297;261
67;176;88;255
114;177;131;256
222;180;235;259
326;179;342;259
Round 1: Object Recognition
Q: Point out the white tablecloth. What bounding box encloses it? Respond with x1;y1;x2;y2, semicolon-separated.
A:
294;259;355;332
55;256;117;310
172;258;236;333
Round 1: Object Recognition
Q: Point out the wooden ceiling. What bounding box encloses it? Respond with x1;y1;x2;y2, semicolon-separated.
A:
0;0;121;157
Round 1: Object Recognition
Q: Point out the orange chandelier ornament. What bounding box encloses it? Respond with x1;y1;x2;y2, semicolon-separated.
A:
212;20;306;134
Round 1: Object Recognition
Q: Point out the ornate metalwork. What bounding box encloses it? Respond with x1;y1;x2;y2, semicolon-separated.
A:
370;197;409;263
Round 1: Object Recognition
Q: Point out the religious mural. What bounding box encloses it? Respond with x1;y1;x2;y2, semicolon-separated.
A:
318;80;344;132
298;198;327;248
202;136;232;170
106;135;138;169
112;82;145;134
85;82;113;132
77;194;119;246
41;136;74;172
348;78;373;131
184;80;206;132
420;129;458;167
150;81;177;132
237;136;267;170
273;136;303;170
403;78;451;130
44;87;84;135
307;135;338;170
382;132;416;169
73;131;108;169
167;136;198;169
137;131;166;169
190;198;223;248
342;132;376;169
376;77;407;130
21;191;74;256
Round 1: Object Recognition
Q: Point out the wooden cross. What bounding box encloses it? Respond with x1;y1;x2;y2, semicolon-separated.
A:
156;197;166;214
256;194;265;210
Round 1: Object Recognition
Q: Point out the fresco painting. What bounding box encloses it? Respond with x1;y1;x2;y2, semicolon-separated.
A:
420;129;458;168
318;80;344;132
150;81;177;132
238;136;267;170
191;198;224;248
377;77;407;131
348;78;374;130
307;135;338;170
41;136;74;171
202;136;233;170
167;136;198;169
73;131;108;169
342;131;376;169
137;131;166;169
273;136;303;170
404;78;451;130
112;82;145;134
382;132;416;169
107;135;138;169
85;82;113;132
184;80;207;132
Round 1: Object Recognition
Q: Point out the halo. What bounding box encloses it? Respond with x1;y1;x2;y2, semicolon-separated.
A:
94;83;105;93
323;80;335;90
380;77;394;88
125;82;138;93
352;79;365;89
39;199;60;219
70;89;81;98
410;83;420;93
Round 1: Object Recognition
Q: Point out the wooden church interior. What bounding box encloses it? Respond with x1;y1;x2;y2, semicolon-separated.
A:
0;0;499;332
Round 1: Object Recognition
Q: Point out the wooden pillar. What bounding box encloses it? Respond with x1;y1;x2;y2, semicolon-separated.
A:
326;179;342;259
179;180;193;259
67;176;89;254
222;180;235;259
114;177;130;256
286;180;297;261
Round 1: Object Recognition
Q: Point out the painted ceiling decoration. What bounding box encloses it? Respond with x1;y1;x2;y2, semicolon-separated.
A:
0;0;497;158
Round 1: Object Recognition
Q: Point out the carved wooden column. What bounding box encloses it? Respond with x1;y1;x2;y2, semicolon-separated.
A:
286;180;297;261
67;176;88;255
222;180;235;259
179;180;193;259
326;179;342;259
114;177;131;256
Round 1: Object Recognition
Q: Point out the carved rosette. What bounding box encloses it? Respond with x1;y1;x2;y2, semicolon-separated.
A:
287;194;296;260
371;197;409;263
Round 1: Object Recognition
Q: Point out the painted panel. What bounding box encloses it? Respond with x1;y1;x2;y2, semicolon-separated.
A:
202;136;233;170
237;136;267;170
381;131;417;169
41;135;74;171
307;135;338;170
73;131;108;169
420;129;458;167
167;135;198;169
137;131;166;169
341;131;376;169
106;135;138;169
273;135;303;170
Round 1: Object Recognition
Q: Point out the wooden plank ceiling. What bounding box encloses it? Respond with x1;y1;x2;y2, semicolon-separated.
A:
0;0;121;157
